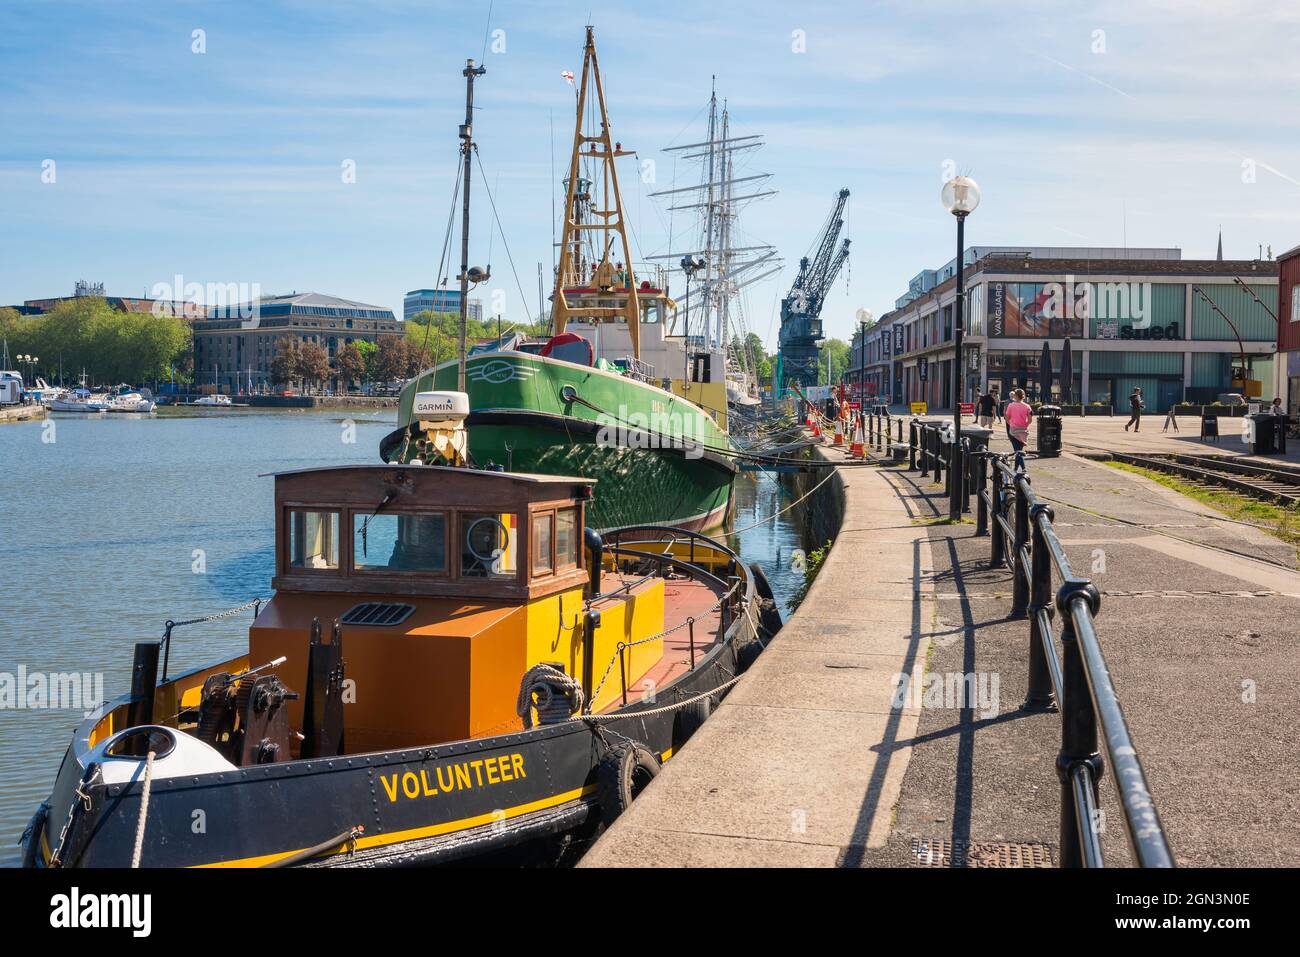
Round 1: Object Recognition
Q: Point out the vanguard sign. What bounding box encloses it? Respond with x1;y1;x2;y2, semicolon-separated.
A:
987;277;1156;337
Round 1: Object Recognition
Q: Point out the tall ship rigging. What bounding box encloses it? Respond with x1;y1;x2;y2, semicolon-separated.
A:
394;26;738;532
648;85;780;412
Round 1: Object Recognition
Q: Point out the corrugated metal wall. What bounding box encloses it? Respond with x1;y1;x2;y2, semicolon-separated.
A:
1191;352;1227;386
1191;283;1277;340
1087;282;1184;334
1089;350;1183;375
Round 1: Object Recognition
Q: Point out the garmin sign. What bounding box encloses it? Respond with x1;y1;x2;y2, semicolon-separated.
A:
413;391;470;418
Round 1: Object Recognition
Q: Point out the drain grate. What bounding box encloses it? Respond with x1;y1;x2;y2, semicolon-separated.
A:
909;837;1053;868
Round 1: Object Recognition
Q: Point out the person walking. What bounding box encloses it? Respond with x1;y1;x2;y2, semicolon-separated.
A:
976;389;996;428
1124;387;1145;432
993;390;1004;424
1005;388;1033;470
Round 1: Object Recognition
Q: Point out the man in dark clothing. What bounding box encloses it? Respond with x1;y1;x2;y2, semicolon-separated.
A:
976;390;996;427
1124;387;1144;431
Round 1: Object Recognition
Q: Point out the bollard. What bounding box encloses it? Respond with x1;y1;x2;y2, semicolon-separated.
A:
1010;474;1031;618
876;414;885;452
1055;581;1105;868
919;425;930;477
947;438;962;521
989;462;1006;568
961;438;972;513
974;452;988;536
908;421;918;470
1024;502;1058;711
932;427;943;487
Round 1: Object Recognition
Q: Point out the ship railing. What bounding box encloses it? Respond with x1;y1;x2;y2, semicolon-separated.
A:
601;524;751;633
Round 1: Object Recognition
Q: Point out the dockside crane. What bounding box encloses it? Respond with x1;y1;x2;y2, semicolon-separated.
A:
777;188;850;394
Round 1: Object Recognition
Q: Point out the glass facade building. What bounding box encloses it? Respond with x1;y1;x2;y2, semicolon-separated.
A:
851;248;1278;413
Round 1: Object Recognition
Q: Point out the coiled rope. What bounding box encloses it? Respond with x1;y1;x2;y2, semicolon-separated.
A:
516;664;585;729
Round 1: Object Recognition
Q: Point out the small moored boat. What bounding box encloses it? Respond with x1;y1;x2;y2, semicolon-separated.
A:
22;392;774;868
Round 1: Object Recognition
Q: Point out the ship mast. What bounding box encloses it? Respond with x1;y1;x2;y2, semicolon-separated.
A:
651;90;780;386
457;58;487;392
552;26;642;358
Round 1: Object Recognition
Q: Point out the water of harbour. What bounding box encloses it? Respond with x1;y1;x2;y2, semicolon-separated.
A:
0;409;826;859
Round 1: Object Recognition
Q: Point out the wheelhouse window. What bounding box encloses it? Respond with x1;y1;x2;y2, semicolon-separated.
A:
288;510;339;569
353;513;447;573
460;512;517;579
556;508;579;569
532;512;554;576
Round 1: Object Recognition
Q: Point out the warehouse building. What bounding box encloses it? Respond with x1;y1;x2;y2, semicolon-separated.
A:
191;292;401;393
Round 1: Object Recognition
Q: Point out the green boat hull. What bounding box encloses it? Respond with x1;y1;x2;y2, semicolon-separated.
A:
397;353;736;531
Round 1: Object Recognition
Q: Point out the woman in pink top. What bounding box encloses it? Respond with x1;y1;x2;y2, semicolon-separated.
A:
1004;389;1033;470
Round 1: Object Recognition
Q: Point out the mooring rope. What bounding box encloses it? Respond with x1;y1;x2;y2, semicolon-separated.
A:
576;673;744;722
130;751;155;869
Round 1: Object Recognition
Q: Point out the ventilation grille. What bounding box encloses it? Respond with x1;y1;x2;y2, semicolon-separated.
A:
340;602;416;627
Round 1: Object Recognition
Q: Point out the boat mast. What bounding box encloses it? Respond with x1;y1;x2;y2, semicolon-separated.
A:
457;58;486;392
552;26;642;359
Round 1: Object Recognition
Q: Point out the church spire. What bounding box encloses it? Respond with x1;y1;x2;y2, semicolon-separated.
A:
1216;226;1223;261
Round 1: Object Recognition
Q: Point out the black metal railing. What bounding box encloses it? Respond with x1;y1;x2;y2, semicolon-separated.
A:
896;422;1174;868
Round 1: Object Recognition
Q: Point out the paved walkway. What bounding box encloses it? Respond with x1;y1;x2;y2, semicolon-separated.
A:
581;443;938;865
583;428;1300;867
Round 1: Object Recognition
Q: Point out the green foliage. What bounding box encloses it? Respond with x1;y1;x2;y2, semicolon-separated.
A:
2;297;190;385
403;309;543;372
820;338;851;385
788;539;832;611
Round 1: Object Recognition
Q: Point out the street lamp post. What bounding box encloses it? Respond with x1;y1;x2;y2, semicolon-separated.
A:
856;308;874;414
942;175;981;520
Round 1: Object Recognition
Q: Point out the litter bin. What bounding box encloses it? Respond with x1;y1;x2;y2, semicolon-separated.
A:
1036;404;1063;458
1250;413;1285;455
962;425;994;486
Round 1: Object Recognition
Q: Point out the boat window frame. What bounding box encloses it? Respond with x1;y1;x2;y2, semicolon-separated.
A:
283;507;343;576
555;506;580;572
456;509;522;583
347;508;451;578
530;508;556;579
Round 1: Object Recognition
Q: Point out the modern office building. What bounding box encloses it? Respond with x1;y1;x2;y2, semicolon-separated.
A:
849;247;1278;413
191;291;401;392
403;288;483;324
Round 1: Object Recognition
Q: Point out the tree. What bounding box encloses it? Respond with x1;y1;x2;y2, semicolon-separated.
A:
3;298;190;386
270;338;302;389
355;339;378;383
820;338;850;386
298;342;330;394
334;343;365;392
371;337;409;384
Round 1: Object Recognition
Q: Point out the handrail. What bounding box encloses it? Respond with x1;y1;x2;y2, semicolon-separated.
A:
899;426;1174;868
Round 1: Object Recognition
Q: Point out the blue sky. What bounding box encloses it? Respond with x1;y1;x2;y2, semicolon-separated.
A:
2;0;1298;347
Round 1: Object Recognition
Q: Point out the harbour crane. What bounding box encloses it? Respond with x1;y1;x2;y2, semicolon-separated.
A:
777;188;850;394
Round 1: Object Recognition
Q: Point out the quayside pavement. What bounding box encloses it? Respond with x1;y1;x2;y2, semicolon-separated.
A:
582;423;1300;867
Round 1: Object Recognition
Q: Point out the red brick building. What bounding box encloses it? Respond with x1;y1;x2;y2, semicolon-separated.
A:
1278;245;1300;416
